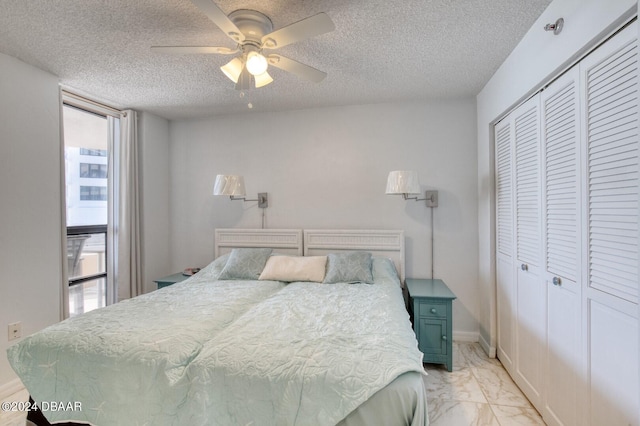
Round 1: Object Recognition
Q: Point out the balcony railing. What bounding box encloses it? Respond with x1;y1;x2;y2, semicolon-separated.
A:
67;225;107;316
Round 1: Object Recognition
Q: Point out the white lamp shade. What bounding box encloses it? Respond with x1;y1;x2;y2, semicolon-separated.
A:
386;170;421;194
213;174;246;196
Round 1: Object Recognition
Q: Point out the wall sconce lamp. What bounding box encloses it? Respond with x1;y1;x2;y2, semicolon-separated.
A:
386;170;438;279
213;174;268;208
385;170;438;207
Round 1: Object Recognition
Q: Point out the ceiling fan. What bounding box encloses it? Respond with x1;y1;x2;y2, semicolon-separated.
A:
152;0;335;90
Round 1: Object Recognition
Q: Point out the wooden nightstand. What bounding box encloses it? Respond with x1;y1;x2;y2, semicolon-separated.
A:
406;278;457;372
154;272;190;290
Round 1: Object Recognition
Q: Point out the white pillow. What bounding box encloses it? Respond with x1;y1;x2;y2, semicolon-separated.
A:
259;255;327;282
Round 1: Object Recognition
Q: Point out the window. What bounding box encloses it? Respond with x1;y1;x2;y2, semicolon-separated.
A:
63;98;120;317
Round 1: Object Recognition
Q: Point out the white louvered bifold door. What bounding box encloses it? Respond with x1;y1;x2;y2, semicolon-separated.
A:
541;67;582;426
495;117;516;372
513;94;545;411
493;19;640;426
580;22;639;426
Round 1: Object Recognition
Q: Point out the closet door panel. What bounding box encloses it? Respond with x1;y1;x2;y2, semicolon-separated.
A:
514;97;542;269
514;266;544;408
546;282;581;425
580;22;639;425
495;118;515;372
583;24;639;304
496;120;514;259
541;67;582;426
513;95;545;410
588;299;638;425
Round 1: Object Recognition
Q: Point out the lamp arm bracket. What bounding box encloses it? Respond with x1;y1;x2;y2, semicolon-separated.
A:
230;192;269;208
403;190;438;207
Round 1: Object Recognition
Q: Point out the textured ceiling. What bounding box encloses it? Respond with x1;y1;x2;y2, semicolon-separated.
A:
0;0;552;120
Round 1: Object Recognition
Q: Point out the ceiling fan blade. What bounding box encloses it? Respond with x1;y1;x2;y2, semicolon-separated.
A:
267;54;327;83
261;13;334;49
254;71;274;88
151;46;238;54
191;0;245;43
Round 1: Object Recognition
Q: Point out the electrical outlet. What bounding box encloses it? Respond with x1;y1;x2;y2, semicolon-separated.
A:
8;322;21;341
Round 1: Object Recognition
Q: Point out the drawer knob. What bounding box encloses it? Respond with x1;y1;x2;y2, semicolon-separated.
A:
552;277;562;286
430;308;437;314
442;335;447;341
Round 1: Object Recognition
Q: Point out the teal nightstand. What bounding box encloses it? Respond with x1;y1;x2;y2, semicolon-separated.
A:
406;278;457;371
154;272;190;289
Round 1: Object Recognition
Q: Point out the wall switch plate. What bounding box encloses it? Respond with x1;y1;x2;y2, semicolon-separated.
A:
8;322;21;341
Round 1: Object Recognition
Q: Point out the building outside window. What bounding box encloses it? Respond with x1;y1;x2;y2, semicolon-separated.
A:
65;147;108;225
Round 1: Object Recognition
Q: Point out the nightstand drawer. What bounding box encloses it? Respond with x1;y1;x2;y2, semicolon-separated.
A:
417;301;448;319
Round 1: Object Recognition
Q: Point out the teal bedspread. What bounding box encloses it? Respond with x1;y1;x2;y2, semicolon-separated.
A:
7;258;425;425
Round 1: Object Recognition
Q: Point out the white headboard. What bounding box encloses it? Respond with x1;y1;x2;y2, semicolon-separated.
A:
214;229;303;257
303;229;405;283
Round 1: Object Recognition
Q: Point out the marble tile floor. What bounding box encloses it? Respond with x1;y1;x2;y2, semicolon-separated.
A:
1;342;544;426
424;341;546;425
0;387;29;426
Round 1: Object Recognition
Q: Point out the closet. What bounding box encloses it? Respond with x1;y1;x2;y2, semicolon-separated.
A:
495;21;639;426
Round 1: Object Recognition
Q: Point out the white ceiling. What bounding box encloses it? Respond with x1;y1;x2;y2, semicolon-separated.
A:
0;0;552;120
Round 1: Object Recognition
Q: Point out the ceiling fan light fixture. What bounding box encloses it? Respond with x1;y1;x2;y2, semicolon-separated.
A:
221;57;245;83
154;2;335;89
246;51;268;76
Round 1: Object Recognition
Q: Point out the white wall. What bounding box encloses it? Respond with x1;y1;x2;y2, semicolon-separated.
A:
476;0;637;354
169;99;480;338
0;53;62;394
138;112;171;293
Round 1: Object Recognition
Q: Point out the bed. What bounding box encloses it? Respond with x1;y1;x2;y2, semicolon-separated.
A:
7;229;428;426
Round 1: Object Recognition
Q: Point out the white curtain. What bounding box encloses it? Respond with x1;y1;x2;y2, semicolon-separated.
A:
108;109;142;301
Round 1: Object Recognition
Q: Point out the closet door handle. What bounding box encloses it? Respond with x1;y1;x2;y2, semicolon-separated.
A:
552;277;562;286
520;263;528;271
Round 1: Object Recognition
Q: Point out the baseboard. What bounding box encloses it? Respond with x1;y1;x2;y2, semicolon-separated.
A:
0;378;24;400
453;331;479;342
479;333;497;358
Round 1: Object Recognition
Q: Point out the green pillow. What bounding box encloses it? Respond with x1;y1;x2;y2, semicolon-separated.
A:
218;248;273;280
323;252;373;284
189;253;230;282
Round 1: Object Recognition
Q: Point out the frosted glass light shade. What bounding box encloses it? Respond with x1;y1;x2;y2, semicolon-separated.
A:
213;174;246;196
254;71;273;88
221;57;245;83
386;170;421;194
246;52;268;76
